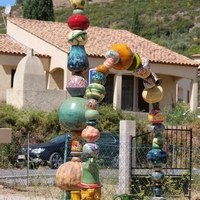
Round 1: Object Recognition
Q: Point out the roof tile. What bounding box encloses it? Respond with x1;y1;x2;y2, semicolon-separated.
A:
7;17;199;66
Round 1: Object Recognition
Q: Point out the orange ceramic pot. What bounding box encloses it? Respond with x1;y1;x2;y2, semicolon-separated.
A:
110;44;133;70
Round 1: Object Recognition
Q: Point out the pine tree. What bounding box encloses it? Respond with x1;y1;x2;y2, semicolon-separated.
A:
23;0;55;21
130;9;140;35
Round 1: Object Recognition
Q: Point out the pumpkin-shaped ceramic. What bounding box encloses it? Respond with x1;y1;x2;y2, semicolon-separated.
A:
56;157;84;191
110;44;133;70
142;86;163;104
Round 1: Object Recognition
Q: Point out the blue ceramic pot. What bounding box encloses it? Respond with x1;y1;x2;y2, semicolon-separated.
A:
67;46;89;72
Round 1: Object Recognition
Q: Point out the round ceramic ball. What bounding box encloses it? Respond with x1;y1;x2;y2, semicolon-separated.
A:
59;97;88;131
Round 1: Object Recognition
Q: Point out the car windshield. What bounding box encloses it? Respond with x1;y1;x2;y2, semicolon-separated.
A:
49;134;69;143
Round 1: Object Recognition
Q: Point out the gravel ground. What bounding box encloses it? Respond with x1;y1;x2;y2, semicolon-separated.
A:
0;186;61;200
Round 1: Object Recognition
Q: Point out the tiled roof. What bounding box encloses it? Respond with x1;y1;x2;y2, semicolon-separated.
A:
0;34;50;58
7;17;199;67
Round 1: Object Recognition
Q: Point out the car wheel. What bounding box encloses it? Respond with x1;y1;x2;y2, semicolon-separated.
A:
49;152;63;169
111;155;119;169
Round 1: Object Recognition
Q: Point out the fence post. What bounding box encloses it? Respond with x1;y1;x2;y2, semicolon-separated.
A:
119;120;136;194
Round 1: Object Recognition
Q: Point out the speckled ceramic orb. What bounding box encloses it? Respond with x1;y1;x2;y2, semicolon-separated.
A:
70;0;88;9
67;74;88;88
142;86;163;104
68;30;88;46
148;107;165;125
87;99;99;109
110;44;133;70
67;46;89;72
147;149;168;167
83;143;99;157
92;71;106;85
59;97;88;131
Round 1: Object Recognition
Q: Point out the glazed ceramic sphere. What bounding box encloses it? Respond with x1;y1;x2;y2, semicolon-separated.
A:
70;0;87;9
142;85;163;104
147;149;168;167
83;143;99;157
110;43;133;70
150;124;165;134
92;71;106;85
152;171;165;183
85;109;99;120
87;99;99;109
127;53;142;71
67;46;89;72
148;107;165;125
56;157;84;191
59;97;88;131
96;64;109;76
68;14;90;30
68;30;88;46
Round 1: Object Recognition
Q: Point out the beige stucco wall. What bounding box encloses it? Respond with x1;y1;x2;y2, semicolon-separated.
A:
5;20;199;112
0;65;13;102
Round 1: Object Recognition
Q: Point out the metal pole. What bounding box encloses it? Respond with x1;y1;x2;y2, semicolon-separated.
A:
27;132;29;186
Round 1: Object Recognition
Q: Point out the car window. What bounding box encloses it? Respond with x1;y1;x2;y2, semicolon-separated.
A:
98;133;115;143
49;134;69;143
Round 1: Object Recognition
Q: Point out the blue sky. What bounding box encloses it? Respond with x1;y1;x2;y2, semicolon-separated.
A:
0;0;16;7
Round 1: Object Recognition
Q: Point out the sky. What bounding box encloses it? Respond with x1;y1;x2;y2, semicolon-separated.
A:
0;0;16;7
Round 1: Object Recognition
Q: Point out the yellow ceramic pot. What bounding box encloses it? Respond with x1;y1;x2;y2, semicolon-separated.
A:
142;86;163;104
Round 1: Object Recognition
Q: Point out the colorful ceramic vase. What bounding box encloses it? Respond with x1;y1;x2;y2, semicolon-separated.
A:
87;99;99;109
59;97;88;131
67;46;89;72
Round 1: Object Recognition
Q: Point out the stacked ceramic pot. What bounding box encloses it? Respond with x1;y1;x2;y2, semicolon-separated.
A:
131;54;168;199
56;0;90;199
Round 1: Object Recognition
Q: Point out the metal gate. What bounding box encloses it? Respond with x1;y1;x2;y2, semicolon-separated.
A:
130;126;192;199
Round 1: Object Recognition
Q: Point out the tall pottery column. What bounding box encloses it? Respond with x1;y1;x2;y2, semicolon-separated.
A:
56;0;89;199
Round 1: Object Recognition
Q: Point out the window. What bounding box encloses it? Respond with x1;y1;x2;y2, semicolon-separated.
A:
11;69;16;88
121;75;134;110
102;74;114;104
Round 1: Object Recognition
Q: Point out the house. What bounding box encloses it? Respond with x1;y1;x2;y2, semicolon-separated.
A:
0;16;199;112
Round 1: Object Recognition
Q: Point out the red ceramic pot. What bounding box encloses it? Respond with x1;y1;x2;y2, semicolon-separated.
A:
68;14;90;30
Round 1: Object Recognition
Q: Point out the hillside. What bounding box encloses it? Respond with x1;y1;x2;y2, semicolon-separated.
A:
0;0;200;58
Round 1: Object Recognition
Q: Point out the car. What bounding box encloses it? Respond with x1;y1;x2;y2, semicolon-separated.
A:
16;132;119;169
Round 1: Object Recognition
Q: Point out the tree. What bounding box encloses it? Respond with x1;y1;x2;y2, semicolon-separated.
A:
130;9;140;35
23;0;55;21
